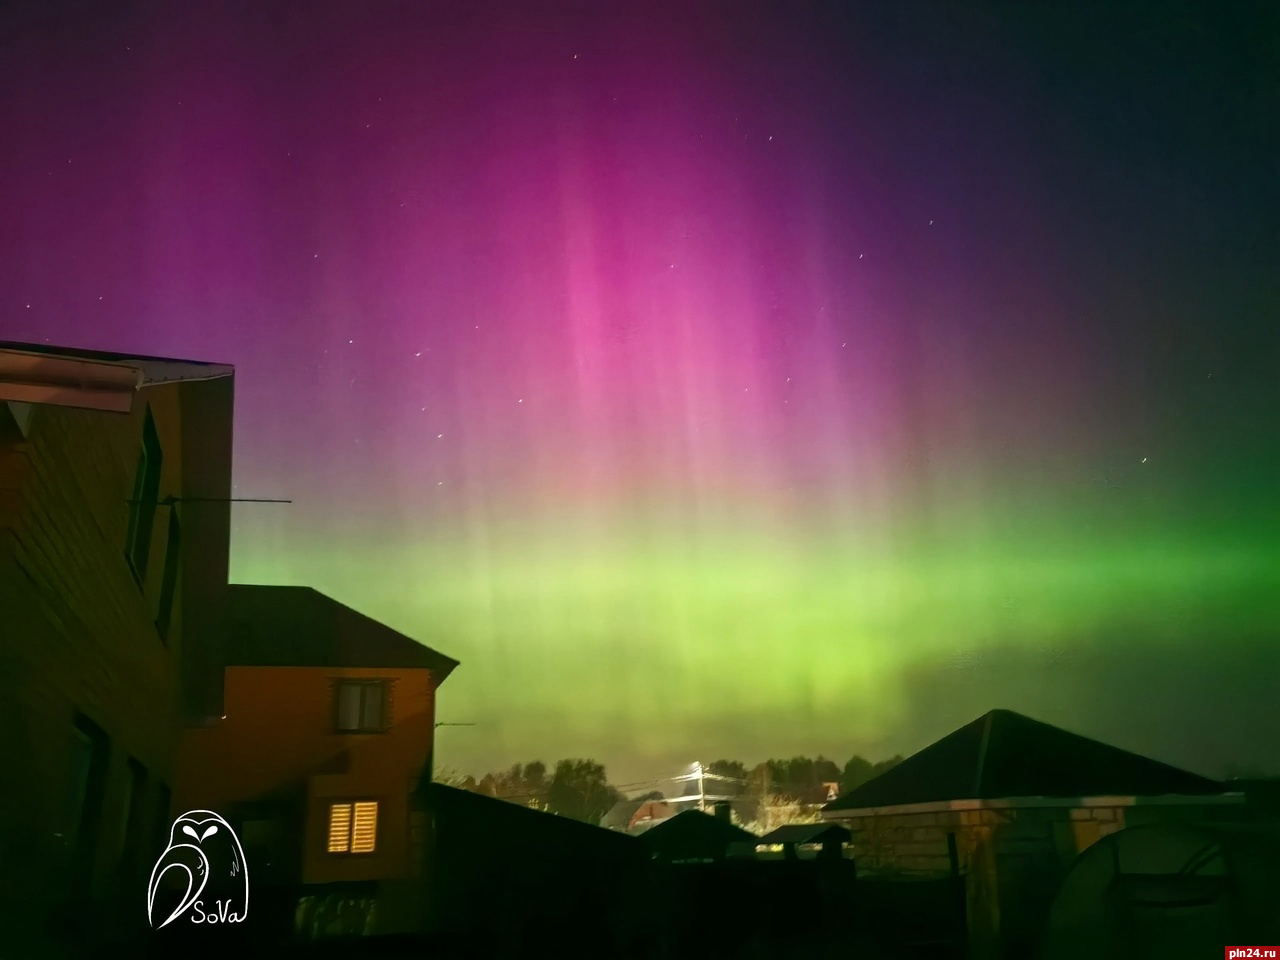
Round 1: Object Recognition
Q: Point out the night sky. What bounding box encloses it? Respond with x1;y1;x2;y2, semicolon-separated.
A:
3;1;1277;785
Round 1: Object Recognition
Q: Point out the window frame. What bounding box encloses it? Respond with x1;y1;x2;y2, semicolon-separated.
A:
155;507;182;642
325;798;380;856
332;679;390;734
125;406;163;584
67;714;110;890
119;758;147;874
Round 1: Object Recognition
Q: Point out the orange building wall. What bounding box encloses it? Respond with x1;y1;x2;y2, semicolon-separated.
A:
174;665;437;884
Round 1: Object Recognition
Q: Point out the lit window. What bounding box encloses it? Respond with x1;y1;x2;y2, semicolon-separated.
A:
327;801;377;854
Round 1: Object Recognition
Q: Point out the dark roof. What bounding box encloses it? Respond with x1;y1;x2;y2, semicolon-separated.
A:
226;584;459;681
420;783;643;858
0;341;235;395
638;809;757;861
826;709;1226;812
0;340;233;371
757;823;851;846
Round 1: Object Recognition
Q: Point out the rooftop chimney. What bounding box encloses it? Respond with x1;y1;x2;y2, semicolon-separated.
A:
714;800;731;823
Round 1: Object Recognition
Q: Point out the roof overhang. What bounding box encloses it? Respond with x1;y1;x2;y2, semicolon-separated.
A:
0;345;233;414
822;792;1249;819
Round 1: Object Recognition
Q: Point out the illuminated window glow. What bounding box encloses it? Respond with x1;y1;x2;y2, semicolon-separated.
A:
327;801;377;854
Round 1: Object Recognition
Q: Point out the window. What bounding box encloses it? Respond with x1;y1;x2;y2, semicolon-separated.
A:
155;510;181;641
66;715;110;889
155;782;172;849
327;801;378;854
334;680;387;733
120;759;147;872
125;406;163;581
1;400;32;441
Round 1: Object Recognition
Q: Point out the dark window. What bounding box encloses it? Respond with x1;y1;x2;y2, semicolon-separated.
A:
155;782;172;849
334;681;387;733
66;715;110;891
126;407;163;581
155;510;181;640
120;759;147;874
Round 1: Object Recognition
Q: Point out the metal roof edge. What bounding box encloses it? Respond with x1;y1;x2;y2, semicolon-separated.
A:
823;793;1248;818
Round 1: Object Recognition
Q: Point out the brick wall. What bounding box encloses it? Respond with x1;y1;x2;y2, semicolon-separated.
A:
0;389;198;945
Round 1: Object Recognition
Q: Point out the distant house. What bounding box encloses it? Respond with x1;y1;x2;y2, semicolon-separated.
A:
822;708;1250;960
602;797;677;834
172;584;459;939
639;808;758;863
0;342;235;950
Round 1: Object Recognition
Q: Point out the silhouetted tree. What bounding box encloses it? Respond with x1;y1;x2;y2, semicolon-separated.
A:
873;755;905;775
840;755;875;793
522;761;546;794
707;759;750;796
839;753;905;794
474;761;550;808
546;759;618;824
813;755;841;784
756;756;841;798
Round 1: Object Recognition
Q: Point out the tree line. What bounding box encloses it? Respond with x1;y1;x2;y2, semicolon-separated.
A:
436;753;906;826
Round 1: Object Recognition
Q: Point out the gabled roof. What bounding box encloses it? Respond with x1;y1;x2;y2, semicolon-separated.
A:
757;823;851;846
825;709;1225;812
226;584;458;681
638;809;758;861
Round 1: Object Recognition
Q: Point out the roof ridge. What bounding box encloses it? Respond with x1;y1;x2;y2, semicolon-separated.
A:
974;710;996;797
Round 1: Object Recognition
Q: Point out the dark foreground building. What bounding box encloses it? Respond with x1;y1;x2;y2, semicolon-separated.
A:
0;342;236;956
822;708;1251;960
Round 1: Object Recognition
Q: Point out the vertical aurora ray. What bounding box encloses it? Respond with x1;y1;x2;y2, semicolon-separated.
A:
1;1;1276;782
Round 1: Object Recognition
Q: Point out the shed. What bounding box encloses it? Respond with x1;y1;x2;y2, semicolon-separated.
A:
415;783;648;949
639;810;758;863
756;823;851;860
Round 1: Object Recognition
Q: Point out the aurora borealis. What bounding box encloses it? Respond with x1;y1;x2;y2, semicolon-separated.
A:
2;2;1277;784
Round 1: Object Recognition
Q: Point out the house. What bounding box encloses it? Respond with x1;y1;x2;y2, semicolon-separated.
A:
821;708;1250;960
0;341;235;951
413;781;650;953
171;583;459;941
602;797;677;834
638;807;758;863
